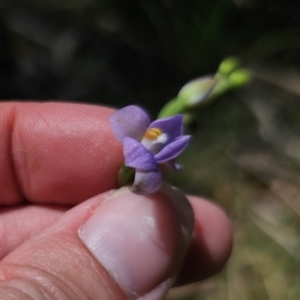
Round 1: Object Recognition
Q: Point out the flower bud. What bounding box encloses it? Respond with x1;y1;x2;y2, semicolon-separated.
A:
178;76;217;108
228;69;252;88
218;57;240;76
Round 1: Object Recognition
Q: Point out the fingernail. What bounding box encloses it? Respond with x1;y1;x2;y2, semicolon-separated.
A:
79;184;194;299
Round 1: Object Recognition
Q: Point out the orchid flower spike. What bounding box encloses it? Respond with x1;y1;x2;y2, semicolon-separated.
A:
109;105;191;195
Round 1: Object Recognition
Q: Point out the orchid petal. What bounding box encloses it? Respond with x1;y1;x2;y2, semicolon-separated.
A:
131;169;162;195
109;105;150;142
154;135;191;162
149;115;183;143
123;137;157;171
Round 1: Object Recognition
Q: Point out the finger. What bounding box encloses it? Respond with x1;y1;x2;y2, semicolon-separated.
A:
176;196;233;284
0;102;122;205
0;186;194;300
0;205;67;259
0;197;232;284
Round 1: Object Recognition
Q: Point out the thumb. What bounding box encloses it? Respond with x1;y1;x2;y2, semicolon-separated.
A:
0;185;194;300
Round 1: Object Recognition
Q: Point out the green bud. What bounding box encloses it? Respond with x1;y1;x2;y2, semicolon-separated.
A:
228;69;252;87
218;57;240;77
118;165;135;187
211;69;251;98
178;76;217;108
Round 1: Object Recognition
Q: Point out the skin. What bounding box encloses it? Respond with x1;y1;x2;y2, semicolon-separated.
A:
0;102;232;299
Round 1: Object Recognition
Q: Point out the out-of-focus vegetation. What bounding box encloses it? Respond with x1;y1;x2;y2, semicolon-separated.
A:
1;1;300;299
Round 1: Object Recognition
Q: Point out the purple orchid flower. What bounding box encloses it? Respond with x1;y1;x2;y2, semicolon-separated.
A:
109;105;190;195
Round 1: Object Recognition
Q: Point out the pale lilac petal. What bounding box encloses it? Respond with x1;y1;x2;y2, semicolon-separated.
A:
123;137;157;171
130;169;162;195
109;105;150;142
149;115;183;142
154;135;190;162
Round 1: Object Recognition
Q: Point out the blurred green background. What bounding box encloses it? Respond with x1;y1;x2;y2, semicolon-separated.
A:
1;0;300;299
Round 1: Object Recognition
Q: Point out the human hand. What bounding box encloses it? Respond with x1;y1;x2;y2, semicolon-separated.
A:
0;102;232;299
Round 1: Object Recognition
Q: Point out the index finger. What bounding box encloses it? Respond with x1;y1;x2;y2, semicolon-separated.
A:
0;102;123;205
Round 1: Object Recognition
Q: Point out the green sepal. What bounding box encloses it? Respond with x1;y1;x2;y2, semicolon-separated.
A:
118;164;135;187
